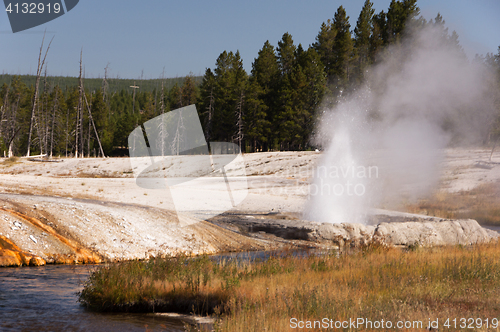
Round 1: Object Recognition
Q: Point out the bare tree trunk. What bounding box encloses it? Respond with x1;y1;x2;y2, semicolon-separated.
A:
131;81;138;114
87;115;91;158
7;127;21;158
65;105;69;157
76;49;83;158
49;89;58;158
159;81;166;156
8;141;13;158
36;68;49;156
34;100;42;155
26;32;53;157
204;87;214;143
42;68;50;156
5;94;20;156
9;96;20;155
171;113;185;156
0;86;9;147
235;90;244;151
83;91;105;158
102;63;109;102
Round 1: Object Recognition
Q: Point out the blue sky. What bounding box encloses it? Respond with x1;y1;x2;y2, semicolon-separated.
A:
1;0;499;79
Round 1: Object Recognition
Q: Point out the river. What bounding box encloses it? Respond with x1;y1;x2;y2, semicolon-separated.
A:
0;249;328;331
0;265;186;332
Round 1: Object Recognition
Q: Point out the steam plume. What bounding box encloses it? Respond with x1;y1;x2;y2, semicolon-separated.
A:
306;24;498;224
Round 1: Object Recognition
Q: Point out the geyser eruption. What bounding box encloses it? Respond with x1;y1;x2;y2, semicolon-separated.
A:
306;24;498;224
307;100;376;224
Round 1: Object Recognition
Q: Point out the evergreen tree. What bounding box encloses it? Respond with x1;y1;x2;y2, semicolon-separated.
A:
276;33;296;77
275;72;300;150
275;33;298;149
180;74;199;107
244;78;271;152
354;0;375;83
213;51;235;142
313;21;337;79
370;11;387;61
169;83;182;110
211;50;248;144
0;79;28;156
140;91;156;124
47;85;65;157
296;47;327;148
198;68;216;141
250;40;279;150
387;0;420;43
331;6;354;98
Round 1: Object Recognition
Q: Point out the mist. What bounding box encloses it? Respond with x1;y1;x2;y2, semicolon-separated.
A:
305;24;498;224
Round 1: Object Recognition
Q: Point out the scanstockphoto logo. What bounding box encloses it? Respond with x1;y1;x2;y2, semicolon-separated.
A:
4;0;79;33
128;105;248;222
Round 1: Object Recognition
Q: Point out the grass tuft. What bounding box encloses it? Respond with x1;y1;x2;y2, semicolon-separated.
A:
1;156;19;166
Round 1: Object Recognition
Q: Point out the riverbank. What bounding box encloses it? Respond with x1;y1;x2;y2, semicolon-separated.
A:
79;241;500;331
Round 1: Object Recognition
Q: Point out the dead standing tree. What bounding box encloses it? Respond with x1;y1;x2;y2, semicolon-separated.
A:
36;67;49;156
204;86;215;144
49;88;59;158
0;85;9;149
83;92;105;158
234;90;245;152
75;49;84;158
156;81;168;156
26;33;54;157
7;94;21;157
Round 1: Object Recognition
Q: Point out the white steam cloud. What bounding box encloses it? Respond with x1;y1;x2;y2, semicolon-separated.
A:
306;24;498;224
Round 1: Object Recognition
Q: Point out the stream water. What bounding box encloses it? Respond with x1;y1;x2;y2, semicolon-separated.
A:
0;249;327;332
0;265;186;332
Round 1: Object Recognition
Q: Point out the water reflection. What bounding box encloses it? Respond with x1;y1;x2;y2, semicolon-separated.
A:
209;248;333;264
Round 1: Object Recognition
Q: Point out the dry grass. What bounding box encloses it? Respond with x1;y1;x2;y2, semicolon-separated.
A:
80;243;500;331
74;170;124;178
405;181;500;225
1;156;20;166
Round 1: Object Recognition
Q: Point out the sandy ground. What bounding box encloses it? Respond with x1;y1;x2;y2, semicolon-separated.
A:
0;152;319;215
1;148;500;263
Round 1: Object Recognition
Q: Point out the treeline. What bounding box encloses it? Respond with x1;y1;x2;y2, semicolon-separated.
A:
1;0;500;157
0;74;201;95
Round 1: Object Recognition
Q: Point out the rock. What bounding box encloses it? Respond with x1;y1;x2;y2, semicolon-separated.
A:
29;256;46;266
224;214;499;249
316;223;376;247
373;219;499;247
0;236;46;267
29;235;37;243
0;249;23;266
